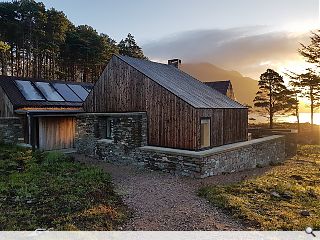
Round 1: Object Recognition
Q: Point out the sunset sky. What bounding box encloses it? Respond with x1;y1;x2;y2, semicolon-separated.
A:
39;0;319;79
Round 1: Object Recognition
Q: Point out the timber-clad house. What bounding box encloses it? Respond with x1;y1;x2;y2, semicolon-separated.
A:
0;55;286;178
84;55;248;151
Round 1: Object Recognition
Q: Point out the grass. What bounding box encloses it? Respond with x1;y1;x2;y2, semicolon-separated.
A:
199;145;320;230
0;144;127;230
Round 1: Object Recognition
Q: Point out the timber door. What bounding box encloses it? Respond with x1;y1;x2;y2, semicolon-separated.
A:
38;117;75;150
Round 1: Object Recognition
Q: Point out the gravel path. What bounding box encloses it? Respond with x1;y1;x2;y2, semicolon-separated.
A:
75;155;268;230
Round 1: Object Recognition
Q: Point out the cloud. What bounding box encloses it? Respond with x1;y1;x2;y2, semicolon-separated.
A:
142;26;311;78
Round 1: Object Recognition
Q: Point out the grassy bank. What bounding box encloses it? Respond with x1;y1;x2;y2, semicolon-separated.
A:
0;144;127;230
199;145;320;230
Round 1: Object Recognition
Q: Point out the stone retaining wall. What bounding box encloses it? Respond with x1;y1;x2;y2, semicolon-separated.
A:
140;135;286;178
248;128;297;157
0;117;23;144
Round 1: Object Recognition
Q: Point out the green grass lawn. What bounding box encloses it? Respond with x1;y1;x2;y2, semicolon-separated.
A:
199;145;320;230
0;144;127;230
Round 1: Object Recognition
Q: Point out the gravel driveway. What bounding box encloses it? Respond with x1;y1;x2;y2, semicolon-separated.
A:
75;155;268;230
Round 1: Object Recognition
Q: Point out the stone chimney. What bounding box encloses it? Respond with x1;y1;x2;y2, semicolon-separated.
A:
168;59;181;69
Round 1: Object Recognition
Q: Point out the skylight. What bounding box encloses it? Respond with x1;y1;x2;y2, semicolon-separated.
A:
35;82;65;102
68;84;89;101
52;83;82;102
15;80;45;101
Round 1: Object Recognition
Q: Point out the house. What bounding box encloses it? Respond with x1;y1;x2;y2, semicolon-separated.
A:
0;75;93;150
84;55;248;151
204;80;235;100
0;55;286;178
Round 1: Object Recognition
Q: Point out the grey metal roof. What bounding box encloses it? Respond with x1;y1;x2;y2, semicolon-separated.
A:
117;55;245;109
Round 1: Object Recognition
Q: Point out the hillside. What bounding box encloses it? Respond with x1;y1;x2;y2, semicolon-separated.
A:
181;63;258;105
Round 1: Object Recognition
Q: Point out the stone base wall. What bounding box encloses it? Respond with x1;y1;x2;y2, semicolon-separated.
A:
75;112;147;164
0;117;23;144
139;135;286;178
248;128;297;157
75;112;286;178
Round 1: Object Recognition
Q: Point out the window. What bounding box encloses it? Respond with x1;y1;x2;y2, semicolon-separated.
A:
106;118;112;139
200;118;211;148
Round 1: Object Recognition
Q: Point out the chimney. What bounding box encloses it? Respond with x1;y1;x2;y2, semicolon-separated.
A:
168;59;181;69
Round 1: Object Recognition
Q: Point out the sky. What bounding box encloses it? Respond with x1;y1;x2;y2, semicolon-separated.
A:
37;0;319;79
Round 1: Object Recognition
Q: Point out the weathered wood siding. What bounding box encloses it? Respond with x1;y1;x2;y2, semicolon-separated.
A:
38;117;75;150
0;87;14;117
196;108;248;148
84;57;248;150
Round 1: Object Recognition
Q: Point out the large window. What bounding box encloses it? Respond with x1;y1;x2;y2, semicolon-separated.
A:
200;118;211;148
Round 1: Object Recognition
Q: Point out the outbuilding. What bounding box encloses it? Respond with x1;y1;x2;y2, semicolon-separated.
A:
0;76;93;150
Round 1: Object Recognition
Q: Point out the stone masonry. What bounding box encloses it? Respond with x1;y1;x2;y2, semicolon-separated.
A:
75;112;147;164
75;112;286;178
0;117;23;144
140;135;285;178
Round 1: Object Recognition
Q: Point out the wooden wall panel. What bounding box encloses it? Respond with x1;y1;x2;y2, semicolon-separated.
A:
197;108;248;149
0;87;14;117
38;117;75;150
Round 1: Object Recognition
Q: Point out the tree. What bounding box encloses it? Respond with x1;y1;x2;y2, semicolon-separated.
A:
299;30;320;65
286;68;320;131
0;41;10;75
118;33;147;59
0;1;145;83
254;69;296;129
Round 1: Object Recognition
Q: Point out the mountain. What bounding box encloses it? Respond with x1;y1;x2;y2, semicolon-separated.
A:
181;63;258;106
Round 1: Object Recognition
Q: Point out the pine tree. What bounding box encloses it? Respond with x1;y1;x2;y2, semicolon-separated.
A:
118;33;147;59
286;68;320;130
254;69;296;129
299;30;320;65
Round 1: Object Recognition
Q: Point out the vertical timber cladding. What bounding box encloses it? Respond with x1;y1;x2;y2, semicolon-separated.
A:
84;56;248;150
38;117;76;150
0;87;14;117
196;108;248;148
84;56;198;150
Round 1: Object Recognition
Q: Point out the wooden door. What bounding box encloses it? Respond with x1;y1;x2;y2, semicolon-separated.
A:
38;117;75;150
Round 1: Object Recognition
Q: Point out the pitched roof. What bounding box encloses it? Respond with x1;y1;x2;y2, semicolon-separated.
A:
204;80;231;95
0;75;93;109
117;55;245;109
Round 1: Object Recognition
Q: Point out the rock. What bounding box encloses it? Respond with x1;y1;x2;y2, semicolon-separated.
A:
271;191;281;198
282;191;293;200
290;175;304;181
300;210;310;216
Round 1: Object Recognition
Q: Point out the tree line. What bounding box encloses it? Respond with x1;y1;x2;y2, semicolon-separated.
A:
254;31;320;132
0;0;146;83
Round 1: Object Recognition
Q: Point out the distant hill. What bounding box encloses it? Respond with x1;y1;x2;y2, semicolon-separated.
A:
181;63;258;106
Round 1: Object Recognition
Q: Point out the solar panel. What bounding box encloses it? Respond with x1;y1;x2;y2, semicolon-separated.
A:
35;82;65;102
52;83;82;102
15;80;45;101
68;84;89;101
83;85;93;92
